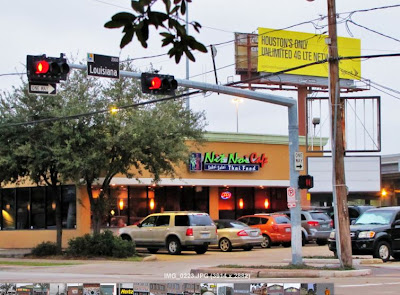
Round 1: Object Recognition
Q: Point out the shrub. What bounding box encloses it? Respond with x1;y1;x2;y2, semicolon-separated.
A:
67;230;135;258
31;241;59;256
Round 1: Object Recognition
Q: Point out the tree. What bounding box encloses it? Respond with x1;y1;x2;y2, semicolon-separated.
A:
0;82;71;254
105;0;207;63
55;61;205;234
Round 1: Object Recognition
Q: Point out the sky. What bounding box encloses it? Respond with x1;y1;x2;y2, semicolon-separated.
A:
1;0;400;155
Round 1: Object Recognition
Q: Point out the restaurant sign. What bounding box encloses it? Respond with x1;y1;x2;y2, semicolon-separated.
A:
190;151;268;172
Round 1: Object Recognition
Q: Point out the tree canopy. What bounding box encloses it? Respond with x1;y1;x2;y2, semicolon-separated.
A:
0;60;206;236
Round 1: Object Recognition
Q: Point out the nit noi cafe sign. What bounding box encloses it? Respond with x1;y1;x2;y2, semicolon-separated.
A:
190;151;268;172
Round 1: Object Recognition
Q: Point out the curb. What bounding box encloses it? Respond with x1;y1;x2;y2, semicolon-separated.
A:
283;258;383;265
142;255;157;261
191;267;371;278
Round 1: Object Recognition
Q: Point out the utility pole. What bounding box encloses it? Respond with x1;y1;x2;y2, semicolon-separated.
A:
327;0;352;267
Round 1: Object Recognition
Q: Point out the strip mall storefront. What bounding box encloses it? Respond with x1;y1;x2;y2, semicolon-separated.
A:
0;132;310;248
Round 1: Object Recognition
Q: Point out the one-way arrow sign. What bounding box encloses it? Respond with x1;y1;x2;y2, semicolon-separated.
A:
295;151;304;171
29;82;57;95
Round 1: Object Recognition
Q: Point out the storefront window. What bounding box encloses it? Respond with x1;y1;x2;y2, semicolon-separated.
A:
109;186;128;227
0;185;76;231
32;187;46;229
62;186;76;229
128;187;148;224
1;188;16;229
218;187;235;219
46;186;59;229
16;188;30;229
219;187;254;219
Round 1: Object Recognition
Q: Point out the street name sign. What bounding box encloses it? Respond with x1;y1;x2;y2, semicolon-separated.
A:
295;151;304;171
87;53;120;79
28;82;57;95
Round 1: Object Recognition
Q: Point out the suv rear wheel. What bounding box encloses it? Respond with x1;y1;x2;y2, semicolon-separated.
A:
373;240;391;262
195;245;208;254
316;239;327;246
167;237;182;255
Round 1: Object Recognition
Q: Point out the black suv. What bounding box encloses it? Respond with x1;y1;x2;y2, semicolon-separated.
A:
328;206;400;261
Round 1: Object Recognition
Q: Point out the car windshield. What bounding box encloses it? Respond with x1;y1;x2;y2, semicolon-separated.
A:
228;220;248;228
189;214;213;226
354;210;394;225
274;216;291;224
310;212;331;221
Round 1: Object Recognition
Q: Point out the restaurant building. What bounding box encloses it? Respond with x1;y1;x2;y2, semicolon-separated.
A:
0;132;311;248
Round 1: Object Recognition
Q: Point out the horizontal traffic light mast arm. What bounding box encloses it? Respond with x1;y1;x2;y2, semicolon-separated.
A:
68;63;296;107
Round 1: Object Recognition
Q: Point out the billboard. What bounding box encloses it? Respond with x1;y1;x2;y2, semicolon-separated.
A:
257;27;361;79
308;156;381;193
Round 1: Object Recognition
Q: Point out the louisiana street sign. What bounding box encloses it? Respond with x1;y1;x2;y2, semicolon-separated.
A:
87;53;119;79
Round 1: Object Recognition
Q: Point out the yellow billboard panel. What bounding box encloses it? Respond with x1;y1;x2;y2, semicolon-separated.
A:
257;27;361;80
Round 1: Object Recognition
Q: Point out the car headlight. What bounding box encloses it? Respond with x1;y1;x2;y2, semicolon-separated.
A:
358;231;375;239
329;231;335;239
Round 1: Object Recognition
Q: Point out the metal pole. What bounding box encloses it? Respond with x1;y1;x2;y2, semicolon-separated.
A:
288;104;302;265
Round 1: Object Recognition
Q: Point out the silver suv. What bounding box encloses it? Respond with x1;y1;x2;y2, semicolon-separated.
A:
277;210;333;245
118;211;217;255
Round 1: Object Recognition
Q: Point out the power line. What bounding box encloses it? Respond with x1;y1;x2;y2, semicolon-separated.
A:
1;89;203;127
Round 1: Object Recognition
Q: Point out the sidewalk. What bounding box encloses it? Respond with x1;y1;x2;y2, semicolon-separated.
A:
0;248;31;258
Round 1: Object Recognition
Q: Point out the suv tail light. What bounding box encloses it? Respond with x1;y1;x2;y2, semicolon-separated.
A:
307;221;319;227
237;230;249;236
330;220;334;227
186;228;193;236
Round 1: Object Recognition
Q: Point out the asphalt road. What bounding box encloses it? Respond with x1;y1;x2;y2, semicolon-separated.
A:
1;244;400;294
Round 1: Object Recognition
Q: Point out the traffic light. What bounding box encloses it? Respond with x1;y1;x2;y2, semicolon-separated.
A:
141;72;178;95
298;175;314;189
27;54;70;83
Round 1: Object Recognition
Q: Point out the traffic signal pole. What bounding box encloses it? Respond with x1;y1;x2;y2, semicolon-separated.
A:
69;63;303;265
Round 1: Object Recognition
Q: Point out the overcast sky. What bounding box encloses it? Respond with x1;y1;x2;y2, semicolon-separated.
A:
1;0;399;155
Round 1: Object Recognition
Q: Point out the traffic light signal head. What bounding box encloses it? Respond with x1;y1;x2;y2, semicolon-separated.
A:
298;175;314;189
27;54;70;83
141;72;178;95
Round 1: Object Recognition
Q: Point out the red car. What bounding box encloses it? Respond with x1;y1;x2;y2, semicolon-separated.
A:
237;213;292;248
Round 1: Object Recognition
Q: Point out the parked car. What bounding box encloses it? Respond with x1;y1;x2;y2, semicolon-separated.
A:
211;219;263;252
306;205;375;227
237;213;291;248
277;210;333;245
118;211;217;255
328;206;400;261
348;205;376;224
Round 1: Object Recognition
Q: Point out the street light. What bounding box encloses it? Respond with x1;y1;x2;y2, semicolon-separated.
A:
232;98;243;133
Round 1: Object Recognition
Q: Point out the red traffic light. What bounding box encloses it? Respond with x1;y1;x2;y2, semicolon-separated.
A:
141;73;177;95
27;54;70;83
35;60;49;74
150;77;162;89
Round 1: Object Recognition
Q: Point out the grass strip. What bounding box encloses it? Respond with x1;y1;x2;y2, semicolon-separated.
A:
0;261;80;266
